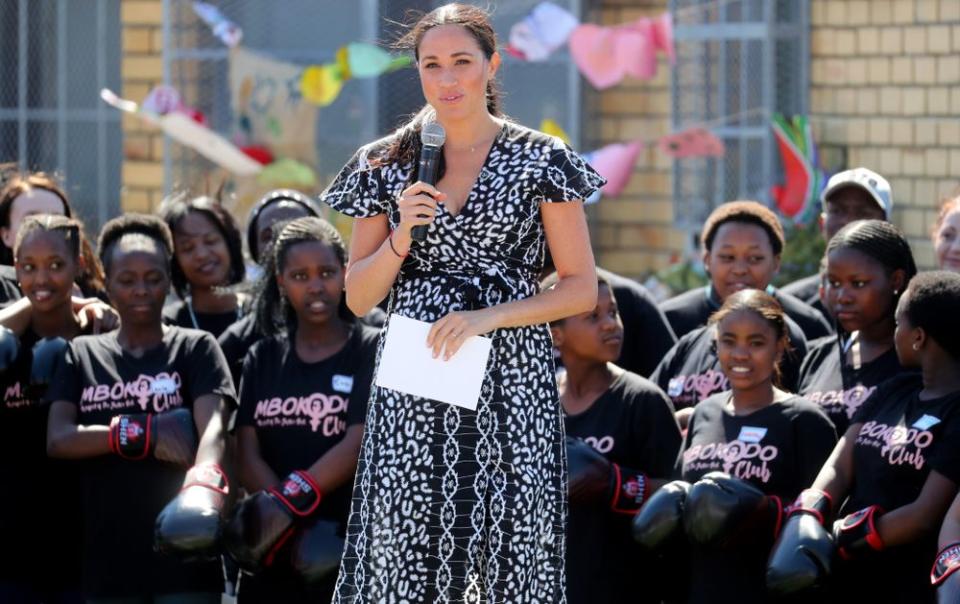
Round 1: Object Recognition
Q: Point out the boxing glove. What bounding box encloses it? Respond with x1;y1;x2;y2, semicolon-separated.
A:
566;436;649;514
932;542;960;603
683;472;784;548
108;407;198;466
632;480;691;551
29;336;67;396
290;519;345;585
766;489;836;596
833;505;884;560
0;326;19;373
223;470;322;572
155;463;230;561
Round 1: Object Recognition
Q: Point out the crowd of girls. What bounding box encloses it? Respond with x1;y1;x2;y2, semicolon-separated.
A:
0;158;959;603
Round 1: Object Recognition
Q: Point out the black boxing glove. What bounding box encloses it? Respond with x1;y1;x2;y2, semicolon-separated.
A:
29;336;67;396
289;519;345;585
108;407;198;466
683;472;784;548
223;470;322;572
632;480;691;551
932;542;960;603
833;505;884;561
155;463;229;560
566;436;649;515
0;326;19;373
766;489;836;596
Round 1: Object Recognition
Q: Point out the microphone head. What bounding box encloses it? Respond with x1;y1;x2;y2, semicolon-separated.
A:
421;121;446;149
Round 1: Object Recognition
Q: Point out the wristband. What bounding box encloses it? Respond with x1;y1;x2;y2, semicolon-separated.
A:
610;464;649;515
834;505;885;560
932;542;960;586
109;413;153;460
182;463;229;495
268;470;322;518
786;488;833;525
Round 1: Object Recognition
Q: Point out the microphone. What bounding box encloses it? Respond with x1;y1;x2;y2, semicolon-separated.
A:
411;121;446;243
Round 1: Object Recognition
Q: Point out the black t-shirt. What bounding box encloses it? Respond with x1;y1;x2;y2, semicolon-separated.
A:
563;371;681;604
781;272;832;328
45;326;236;598
0;264;22;306
163;299;247;339
651;321;808;410
677;394;838;603
659;285;831;341
798;335;909;434
0;329;82;589
831;374;960;603
599;268;677;377
236;323;377;523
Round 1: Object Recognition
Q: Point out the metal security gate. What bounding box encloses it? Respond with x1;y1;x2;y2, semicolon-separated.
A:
669;0;809;229
161;0;583;196
0;0;122;231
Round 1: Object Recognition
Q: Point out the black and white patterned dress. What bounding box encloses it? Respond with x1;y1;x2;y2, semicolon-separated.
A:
321;121;604;603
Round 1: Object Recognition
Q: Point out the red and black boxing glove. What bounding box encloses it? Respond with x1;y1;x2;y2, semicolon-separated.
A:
566;436;649;515
223;470;323;573
108;407;197;466
932;541;960;603
155;463;230;561
766;489;836;596
833;505;884;560
683;472;784;548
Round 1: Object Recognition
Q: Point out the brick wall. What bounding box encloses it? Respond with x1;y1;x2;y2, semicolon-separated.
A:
120;0;165;213
809;0;960;268
591;0;681;279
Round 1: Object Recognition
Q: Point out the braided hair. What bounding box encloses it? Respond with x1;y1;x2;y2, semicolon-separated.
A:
827;219;917;305
245;189;318;264
901;270;960;359
252;216;348;336
15;214;85;264
97;213;174;277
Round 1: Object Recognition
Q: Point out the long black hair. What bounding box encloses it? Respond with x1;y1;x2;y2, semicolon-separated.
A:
252;216;349;336
157;192;245;298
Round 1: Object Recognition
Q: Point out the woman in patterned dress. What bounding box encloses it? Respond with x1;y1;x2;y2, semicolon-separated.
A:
320;5;604;602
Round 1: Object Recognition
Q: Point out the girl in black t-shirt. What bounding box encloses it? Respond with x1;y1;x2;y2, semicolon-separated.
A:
159;193;248;338
545;272;681;604
46;214;235;604
0;215;102;603
769;271;960;603
226;217;376;603
799;220;917;434
636;289;836;604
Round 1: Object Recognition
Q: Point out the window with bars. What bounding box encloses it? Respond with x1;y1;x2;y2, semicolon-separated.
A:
669;0;809;230
0;0;122;231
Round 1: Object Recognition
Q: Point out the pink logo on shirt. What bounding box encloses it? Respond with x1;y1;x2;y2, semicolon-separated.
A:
79;372;184;414
253;392;348;435
682;439;779;483
667;369;729;405
807;384;877;419
856;420;934;469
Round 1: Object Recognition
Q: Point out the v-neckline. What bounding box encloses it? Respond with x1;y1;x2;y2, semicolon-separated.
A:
441;121;507;221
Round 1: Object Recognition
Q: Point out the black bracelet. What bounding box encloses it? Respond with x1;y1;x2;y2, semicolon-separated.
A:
388;231;407;258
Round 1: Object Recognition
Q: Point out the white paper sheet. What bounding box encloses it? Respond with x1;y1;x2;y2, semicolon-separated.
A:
375;314;493;411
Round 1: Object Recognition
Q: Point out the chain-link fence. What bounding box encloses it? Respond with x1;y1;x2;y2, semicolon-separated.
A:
0;0;122;233
669;0;809;229
162;0;584;218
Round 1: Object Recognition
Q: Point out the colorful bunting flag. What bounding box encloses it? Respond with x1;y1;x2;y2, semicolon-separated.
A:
507;2;580;61
658;128;725;158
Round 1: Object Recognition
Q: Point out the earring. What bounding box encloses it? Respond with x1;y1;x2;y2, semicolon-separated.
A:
912;342;920;351
893;289;899;295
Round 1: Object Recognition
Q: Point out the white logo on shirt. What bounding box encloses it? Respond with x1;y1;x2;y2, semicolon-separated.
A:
150;377;178;395
913;414;941;430
332;375;353;394
737;426;767;443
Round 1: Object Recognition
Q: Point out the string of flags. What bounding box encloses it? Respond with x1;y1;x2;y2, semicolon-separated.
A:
507;2;674;89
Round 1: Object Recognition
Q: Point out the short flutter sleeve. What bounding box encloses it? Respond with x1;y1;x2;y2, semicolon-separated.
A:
534;138;606;203
319;144;384;217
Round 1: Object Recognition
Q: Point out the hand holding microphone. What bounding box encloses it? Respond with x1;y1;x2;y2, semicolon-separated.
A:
398;122;447;248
